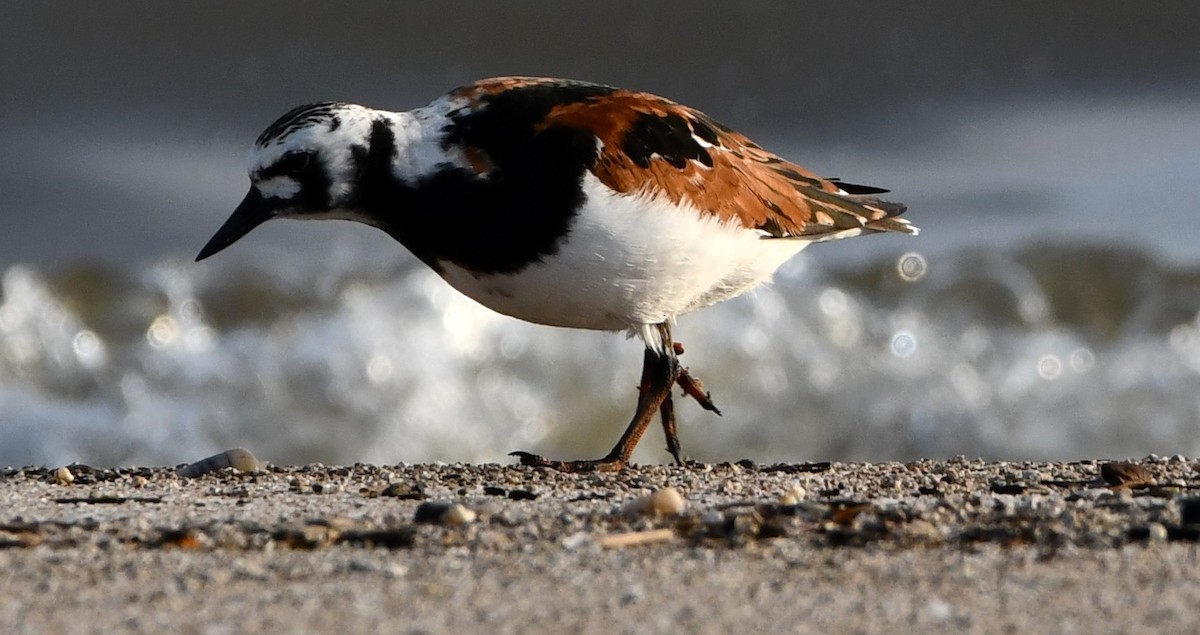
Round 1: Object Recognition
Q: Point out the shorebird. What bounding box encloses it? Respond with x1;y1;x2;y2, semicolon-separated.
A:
197;76;916;471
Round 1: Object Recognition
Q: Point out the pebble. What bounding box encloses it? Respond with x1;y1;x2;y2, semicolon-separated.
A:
700;510;725;527
380;482;426;500
414;501;452;523
1180;498;1200;525
178;448;262;478
346;559;407;578
561;531;591;550
1100;461;1153;488
619;583;646;605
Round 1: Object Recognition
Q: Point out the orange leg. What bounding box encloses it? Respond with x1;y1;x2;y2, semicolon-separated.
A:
658;341;721;465
513;325;681;472
659;392;682;465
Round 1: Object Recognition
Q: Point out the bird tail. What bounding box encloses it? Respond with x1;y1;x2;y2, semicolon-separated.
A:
827;179;918;236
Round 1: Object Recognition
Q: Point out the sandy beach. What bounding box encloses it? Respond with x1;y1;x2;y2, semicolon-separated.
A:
2;457;1198;634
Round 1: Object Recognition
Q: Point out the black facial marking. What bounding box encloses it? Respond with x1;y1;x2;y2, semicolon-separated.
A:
621;113;713;169
255;102;347;147
255;149;331;209
275;151;312;176
328;116;341;132
350;117;400;206
363;80;615;274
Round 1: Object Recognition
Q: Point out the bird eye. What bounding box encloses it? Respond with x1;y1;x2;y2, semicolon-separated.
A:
278;151;312;175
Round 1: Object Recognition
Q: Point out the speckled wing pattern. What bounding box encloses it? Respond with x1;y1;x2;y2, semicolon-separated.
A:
454;77;915;240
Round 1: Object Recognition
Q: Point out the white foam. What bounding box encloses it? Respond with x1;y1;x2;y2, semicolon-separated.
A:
2;245;1198;467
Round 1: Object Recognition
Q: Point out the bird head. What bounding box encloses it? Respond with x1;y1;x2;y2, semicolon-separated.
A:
195;102;381;261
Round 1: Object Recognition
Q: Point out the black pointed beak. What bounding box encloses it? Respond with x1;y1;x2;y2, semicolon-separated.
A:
195;188;274;261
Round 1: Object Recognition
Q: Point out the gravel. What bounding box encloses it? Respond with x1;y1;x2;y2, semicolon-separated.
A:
2;457;1199;633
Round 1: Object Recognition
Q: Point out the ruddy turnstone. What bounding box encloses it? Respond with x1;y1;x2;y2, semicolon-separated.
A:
196;76;917;472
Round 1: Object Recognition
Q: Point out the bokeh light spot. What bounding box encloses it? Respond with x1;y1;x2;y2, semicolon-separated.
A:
897;252;928;282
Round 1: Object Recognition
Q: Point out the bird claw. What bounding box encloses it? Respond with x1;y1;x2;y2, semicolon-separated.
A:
665;437;683;466
509;451;627;473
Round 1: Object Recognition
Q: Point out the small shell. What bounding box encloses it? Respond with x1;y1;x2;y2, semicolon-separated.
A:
178;448;261;478
443;504;477;525
625;487;687;517
54;466;75;485
414;501;476;525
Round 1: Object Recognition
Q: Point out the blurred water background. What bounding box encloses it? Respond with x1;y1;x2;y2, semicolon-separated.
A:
1;2;1199;467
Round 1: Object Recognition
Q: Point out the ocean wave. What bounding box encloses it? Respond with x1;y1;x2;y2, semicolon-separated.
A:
2;242;1198;467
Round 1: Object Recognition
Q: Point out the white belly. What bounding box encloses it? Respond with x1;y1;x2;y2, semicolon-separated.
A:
435;173;808;332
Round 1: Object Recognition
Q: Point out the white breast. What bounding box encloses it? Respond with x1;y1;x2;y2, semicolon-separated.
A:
434;173;808;334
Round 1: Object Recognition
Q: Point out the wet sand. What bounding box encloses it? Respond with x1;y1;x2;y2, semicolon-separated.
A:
2;457;1199;634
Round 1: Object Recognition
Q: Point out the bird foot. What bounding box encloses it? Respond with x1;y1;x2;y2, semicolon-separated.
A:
509;451;628;473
